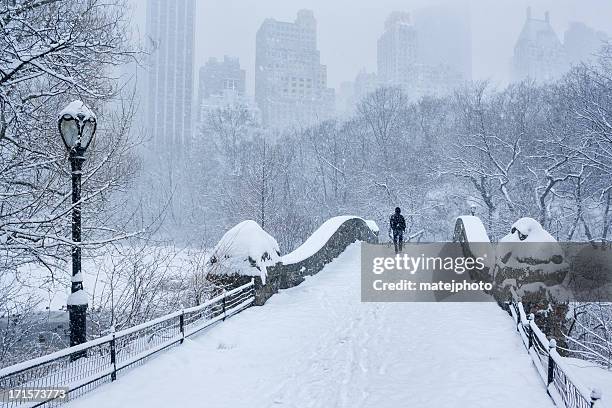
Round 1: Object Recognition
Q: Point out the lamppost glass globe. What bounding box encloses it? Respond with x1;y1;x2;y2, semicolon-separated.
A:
58;101;97;152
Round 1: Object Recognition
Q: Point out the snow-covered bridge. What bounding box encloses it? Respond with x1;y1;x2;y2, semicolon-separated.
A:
4;216;605;408
66;242;553;408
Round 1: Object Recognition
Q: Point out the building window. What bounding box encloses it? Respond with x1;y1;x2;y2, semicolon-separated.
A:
224;79;238;90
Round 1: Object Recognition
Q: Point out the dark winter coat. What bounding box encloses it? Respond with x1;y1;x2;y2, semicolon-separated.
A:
389;213;406;232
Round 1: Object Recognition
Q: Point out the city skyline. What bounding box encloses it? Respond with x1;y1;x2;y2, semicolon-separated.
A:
128;0;611;97
196;0;610;93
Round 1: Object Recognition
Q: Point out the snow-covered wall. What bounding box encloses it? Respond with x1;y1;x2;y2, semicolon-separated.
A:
452;215;494;282
281;216;376;265
454;215;490;243
207;217;378;305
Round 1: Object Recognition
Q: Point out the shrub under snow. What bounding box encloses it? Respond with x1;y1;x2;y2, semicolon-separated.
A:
207;221;280;284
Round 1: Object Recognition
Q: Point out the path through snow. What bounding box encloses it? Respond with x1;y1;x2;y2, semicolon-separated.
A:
69;243;553;408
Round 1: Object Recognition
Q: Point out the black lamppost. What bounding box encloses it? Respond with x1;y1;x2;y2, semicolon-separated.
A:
58;101;97;348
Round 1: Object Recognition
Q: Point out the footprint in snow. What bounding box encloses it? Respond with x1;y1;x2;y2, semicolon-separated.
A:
217;342;236;350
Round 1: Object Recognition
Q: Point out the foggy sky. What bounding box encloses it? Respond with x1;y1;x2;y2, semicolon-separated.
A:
130;0;612;93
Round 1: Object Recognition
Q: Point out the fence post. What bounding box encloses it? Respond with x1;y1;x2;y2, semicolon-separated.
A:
547;339;557;386
527;314;534;349
110;326;117;381
222;289;227;321
179;305;185;344
514;297;522;331
590;388;602;407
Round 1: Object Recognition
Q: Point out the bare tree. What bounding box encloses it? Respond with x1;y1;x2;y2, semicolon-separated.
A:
0;0;142;276
357;87;409;167
201;104;258;171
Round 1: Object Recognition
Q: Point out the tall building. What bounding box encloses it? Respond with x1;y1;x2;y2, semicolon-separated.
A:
377;11;461;99
564;22;608;66
336;81;355;117
512;8;567;83
197;56;246;121
377;12;418;91
145;0;195;155
336;71;379;116
198;56;245;102
255;10;335;129
413;3;471;81
198;57;260;126
354;70;378;103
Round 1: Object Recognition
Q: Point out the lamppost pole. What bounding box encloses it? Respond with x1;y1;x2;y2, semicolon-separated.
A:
58;101;97;351
69;149;86;347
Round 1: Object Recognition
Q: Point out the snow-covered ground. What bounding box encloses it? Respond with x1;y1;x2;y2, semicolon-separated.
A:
68;243;554;408
562;357;612;406
4;244;195;312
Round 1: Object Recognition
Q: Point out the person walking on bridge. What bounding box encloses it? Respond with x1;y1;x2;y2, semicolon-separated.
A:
389;207;406;253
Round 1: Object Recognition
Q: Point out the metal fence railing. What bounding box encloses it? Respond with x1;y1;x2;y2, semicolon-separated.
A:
508;289;604;408
0;280;255;408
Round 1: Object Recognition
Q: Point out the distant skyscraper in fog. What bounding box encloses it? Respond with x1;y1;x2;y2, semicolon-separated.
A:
377;11;463;99
354;70;378;103
377;12;418;90
336;81;354;117
255;10;335;129
198;57;260;125
512;8;567;83
336;70;379;116
145;0;195;155
564;22;608;66
198;56;245;101
197;56;246;121
413;3;472;81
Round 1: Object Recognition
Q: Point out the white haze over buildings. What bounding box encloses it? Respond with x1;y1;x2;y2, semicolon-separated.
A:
127;0;612;95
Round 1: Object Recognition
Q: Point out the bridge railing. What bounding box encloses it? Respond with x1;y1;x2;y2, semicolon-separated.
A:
508;289;604;408
0;280;255;408
455;215;605;408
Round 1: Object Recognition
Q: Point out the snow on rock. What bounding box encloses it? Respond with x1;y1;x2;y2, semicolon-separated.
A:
365;219;379;233
457;215;490;242
281;216;377;265
501;217;557;243
495;218;568;300
67;289;88;306
456;216;495;274
498;217;564;268
207;220;280;284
